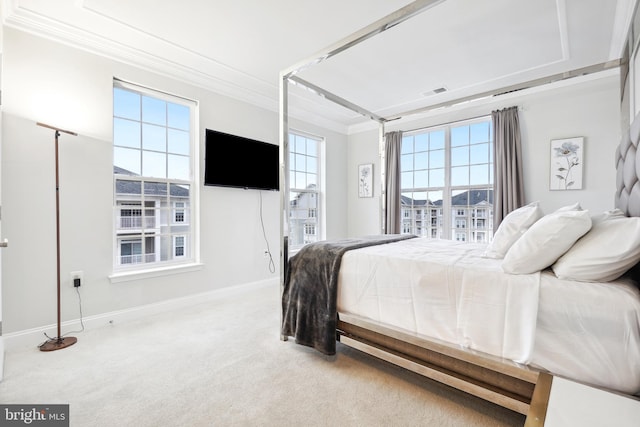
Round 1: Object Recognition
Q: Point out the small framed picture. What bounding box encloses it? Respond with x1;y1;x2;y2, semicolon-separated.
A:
550;137;584;190
358;163;373;198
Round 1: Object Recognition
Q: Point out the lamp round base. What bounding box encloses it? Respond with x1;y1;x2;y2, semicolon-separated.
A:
39;336;77;352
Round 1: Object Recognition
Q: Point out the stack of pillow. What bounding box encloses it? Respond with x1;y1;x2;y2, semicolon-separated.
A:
484;201;640;282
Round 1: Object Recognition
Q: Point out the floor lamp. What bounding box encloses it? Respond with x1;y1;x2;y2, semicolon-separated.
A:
37;122;78;352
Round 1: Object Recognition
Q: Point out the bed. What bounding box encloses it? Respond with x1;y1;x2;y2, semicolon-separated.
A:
278;1;640;424
281;206;640;419
336;234;640;394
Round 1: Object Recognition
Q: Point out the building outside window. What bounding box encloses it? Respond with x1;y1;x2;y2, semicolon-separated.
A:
120;239;142;265
288;132;322;250
113;80;196;270
174;235;186;257
400;118;493;242
174;201;186;224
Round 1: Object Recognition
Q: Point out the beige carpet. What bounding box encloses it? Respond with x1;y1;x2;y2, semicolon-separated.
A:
0;281;525;426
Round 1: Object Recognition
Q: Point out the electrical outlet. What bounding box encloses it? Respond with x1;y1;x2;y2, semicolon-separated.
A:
70;271;83;287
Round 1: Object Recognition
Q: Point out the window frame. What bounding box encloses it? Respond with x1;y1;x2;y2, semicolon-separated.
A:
287;130;323;252
110;79;201;282
400;116;493;242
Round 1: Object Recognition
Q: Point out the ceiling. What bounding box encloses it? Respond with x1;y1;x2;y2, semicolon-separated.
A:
2;0;637;133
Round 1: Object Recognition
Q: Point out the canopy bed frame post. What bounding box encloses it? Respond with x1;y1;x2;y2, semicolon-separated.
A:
379;122;387;234
279;72;289;342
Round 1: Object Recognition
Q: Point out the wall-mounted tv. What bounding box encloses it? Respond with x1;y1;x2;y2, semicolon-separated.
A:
204;129;279;191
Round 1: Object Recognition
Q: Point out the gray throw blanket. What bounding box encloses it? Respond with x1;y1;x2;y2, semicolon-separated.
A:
281;234;417;355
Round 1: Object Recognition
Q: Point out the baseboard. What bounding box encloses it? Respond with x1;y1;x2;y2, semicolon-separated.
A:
3;278;278;352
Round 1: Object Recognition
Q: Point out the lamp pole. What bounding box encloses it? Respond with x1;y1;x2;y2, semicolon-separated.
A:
37;122;78;352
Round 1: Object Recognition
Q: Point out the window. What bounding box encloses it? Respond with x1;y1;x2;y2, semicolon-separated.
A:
174;235;185;258
120;239;141;265
288;132;321;250
119;237;156;264
174;201;186;224
400;118;493;242
113;80;197;271
120;205;142;228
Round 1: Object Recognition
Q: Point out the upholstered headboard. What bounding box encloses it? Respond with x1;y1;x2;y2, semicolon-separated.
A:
615;113;640;217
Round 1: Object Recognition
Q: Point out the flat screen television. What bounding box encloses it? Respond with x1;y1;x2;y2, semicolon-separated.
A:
204;129;279;191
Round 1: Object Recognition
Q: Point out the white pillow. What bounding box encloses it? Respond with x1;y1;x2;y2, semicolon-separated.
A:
555;202;582;212
502;204;592;274
483;201;543;259
552;209;640;281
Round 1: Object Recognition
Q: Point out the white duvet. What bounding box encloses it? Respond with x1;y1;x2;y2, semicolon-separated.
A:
337;237;640;394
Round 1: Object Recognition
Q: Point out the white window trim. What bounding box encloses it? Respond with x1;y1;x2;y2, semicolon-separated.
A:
112;79;201;276
109;262;204;284
287;129;325;253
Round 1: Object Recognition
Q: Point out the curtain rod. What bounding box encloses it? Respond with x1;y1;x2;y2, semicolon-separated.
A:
399;106;524;135
399;112;494;135
113;77;197;105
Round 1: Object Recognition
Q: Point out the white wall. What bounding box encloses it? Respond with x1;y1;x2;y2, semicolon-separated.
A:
347;130;383;236
0;28;348;334
347;71;622;236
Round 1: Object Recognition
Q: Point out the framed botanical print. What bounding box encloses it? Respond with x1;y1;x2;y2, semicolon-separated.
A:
549;137;584;190
358;163;373;198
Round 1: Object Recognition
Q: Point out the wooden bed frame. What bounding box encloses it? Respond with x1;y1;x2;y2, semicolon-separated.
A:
336;312;552;425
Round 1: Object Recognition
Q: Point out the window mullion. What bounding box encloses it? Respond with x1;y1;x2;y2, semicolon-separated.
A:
141;182;146;263
443;127;452;238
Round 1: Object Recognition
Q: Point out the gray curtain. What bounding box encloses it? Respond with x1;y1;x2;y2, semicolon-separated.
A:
384;131;403;234
492;106;524;230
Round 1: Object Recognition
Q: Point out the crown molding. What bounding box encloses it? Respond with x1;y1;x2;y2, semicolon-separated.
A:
2;2;350;134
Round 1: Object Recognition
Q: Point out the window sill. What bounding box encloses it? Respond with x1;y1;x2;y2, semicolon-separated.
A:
109;262;204;284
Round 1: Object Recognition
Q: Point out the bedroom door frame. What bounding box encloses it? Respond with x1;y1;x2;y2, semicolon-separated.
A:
0;20;5;380
0;107;4;383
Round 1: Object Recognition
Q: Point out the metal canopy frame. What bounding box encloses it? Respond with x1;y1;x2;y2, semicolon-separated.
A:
278;1;622;276
279;0;446;280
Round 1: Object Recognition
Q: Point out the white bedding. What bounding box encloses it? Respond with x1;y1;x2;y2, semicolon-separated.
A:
532;273;640;394
336;237;640;394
